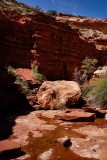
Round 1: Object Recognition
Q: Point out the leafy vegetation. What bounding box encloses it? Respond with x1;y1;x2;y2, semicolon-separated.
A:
7;65;16;76
81;57;98;80
31;63;46;82
83;76;107;107
78;15;87;18
72;57;98;84
79;28;104;39
92;31;99;38
65;19;71;25
82;63;107;108
7;63;46;93
16;75;29;93
47;9;57;16
72;67;86;85
72;57;107;107
0;0;42;15
7;66;29;93
103;31;107;35
91;78;107;107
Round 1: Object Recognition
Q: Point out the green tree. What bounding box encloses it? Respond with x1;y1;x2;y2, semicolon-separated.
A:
72;57;98;85
81;57;98;80
47;9;57;16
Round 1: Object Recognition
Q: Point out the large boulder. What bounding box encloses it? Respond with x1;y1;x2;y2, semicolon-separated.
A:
36;81;81;109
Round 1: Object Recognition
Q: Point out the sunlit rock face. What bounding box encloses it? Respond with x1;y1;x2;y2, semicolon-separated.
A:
0;7;107;80
36;81;82;109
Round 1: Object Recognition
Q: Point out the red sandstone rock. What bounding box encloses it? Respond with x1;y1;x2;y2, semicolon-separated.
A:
36;81;81;109
99;152;107;160
55;109;95;122
71;125;107;159
83;105;107;118
0;140;23;159
15;68;41;85
0;140;21;153
56;15;107;31
93;66;107;78
56;136;72;147
0;7;107;81
11;111;57;145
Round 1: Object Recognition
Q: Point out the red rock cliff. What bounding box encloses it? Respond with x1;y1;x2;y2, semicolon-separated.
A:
0;7;107;80
56;14;107;31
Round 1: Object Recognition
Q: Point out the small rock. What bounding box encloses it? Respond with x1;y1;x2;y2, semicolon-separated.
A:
56;136;72;147
93;66;107;78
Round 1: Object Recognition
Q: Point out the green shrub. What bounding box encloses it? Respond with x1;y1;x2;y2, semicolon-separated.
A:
35;72;46;82
14;7;23;14
7;66;29;93
72;57;98;85
0;2;6;7
91;78;107;107
35;5;41;11
0;0;42;15
31;64;46;82
7;66;16;76
47;9;57;16
72;67;86;85
81;57;98;80
82;85;93;97
92;32;99;38
103;31;107;35
16;76;29;93
83;77;107;107
97;66;103;70
64;19;71;26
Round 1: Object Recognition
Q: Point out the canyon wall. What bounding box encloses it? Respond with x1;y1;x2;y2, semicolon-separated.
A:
57;14;107;31
0;7;107;80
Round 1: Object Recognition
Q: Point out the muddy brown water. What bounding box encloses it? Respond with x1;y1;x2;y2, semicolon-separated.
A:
21;116;107;160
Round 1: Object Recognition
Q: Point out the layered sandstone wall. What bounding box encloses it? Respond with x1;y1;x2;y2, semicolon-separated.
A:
56;14;107;31
0;9;34;68
0;7;107;81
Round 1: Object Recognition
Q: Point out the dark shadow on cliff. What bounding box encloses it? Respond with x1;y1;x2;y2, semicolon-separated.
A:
0;67;35;141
